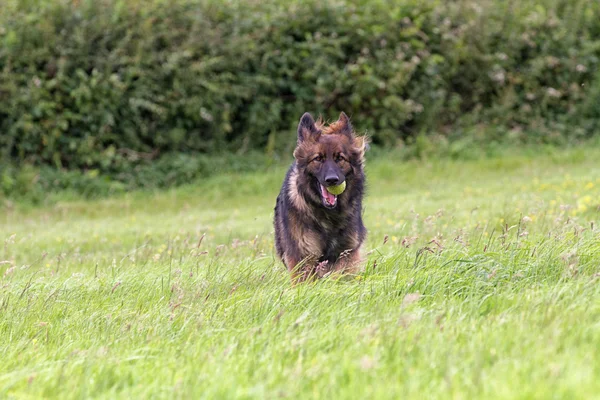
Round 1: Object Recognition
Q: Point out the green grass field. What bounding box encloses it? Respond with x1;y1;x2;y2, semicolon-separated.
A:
2;148;600;399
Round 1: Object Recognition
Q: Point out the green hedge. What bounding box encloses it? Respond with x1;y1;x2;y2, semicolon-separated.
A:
2;0;600;172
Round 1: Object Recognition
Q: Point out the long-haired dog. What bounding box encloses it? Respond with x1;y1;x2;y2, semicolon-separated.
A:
274;112;367;282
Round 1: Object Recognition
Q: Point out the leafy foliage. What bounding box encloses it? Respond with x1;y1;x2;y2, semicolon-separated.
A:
1;0;600;171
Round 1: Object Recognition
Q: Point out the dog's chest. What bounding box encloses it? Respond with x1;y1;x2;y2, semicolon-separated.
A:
317;227;358;262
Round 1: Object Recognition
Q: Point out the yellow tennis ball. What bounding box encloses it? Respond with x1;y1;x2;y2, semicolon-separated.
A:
326;181;346;195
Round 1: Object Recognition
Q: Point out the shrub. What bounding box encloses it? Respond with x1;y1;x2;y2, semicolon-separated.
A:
1;0;599;173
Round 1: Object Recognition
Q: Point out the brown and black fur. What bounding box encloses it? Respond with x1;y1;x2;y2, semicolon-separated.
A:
274;112;368;282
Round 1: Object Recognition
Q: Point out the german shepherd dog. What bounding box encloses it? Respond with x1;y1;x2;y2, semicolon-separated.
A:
274;112;367;282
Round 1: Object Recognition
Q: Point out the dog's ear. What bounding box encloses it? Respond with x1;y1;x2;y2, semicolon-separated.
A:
351;135;369;162
297;112;320;143
336;112;354;139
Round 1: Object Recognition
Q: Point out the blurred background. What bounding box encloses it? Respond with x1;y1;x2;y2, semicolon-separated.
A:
1;0;599;202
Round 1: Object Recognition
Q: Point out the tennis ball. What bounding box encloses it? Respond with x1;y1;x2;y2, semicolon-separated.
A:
326;181;346;195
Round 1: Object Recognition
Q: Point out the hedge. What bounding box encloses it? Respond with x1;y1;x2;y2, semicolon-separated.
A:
1;0;600;173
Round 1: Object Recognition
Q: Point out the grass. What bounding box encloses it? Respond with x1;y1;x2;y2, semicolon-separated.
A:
1;147;600;399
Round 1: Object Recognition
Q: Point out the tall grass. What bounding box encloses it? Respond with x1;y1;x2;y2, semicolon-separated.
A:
1;148;600;398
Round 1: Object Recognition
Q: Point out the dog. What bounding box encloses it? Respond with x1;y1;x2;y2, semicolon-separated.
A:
274;112;367;282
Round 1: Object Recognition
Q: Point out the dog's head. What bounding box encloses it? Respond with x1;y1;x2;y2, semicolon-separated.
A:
293;112;367;209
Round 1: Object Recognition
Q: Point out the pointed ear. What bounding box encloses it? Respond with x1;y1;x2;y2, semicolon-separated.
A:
352;135;368;161
337;112;353;138
297;112;320;143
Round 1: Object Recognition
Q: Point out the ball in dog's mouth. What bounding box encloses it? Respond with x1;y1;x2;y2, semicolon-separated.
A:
326;181;346;195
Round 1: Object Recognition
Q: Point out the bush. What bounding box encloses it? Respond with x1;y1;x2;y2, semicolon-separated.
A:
0;150;279;203
1;0;600;173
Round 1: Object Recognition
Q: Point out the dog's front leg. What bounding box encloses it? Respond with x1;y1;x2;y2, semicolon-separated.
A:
332;248;362;276
286;254;319;284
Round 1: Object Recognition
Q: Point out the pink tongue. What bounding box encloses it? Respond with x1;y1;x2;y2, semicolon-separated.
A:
321;186;336;205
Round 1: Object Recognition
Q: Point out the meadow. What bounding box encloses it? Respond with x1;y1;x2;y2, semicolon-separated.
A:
1;148;600;399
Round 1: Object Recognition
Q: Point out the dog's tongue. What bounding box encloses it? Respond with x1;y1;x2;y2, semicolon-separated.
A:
321;185;337;205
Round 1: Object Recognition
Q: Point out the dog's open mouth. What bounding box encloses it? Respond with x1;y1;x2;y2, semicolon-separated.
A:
319;184;337;208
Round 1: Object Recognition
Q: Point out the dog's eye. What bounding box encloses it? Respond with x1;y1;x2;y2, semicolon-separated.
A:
314;155;323;162
335;154;346;162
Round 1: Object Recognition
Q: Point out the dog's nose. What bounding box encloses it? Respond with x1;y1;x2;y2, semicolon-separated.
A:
325;175;340;185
